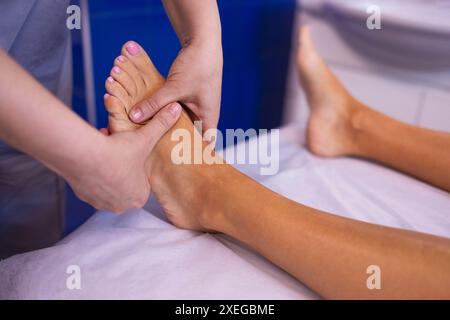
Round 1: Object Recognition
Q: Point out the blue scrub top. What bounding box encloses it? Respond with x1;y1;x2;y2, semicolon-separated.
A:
0;0;72;258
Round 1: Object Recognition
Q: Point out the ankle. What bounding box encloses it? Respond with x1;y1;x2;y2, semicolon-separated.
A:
146;111;229;232
151;154;225;232
348;99;373;157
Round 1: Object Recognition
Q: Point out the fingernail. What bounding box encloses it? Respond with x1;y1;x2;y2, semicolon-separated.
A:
104;93;110;100
113;66;121;74
126;41;141;56
130;108;143;121
117;55;125;62
169;103;181;117
107;76;114;84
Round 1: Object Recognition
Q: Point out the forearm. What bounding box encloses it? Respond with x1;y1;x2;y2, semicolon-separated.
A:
0;50;104;181
353;102;450;192
162;0;222;48
201;166;450;299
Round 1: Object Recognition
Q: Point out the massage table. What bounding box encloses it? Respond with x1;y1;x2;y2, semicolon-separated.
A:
1;125;449;299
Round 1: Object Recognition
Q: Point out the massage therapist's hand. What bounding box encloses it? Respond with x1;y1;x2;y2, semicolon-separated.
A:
127;0;223;131
66;105;181;213
129;41;223;131
0;49;180;214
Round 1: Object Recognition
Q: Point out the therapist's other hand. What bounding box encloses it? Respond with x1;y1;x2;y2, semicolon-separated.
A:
68;104;181;214
127;41;223;131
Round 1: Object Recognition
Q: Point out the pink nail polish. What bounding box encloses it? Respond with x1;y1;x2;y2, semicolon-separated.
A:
126;41;141;56
113;66;121;74
117;55;125;62
107;76;114;84
131;108;143;121
169;103;181;117
104;93;110;100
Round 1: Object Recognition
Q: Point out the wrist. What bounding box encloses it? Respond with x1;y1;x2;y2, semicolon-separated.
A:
62;132;108;184
184;35;223;65
189;35;222;50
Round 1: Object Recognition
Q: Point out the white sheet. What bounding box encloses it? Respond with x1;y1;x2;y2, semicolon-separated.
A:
0;125;449;299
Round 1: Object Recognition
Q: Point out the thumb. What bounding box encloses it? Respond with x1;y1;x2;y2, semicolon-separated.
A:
137;102;182;152
129;83;181;124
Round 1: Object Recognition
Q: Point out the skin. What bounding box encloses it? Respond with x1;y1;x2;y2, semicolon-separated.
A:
0;2;222;212
102;30;450;299
129;0;223;131
0;49;180;213
297;27;450;192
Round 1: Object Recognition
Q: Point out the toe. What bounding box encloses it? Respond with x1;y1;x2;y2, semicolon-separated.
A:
104;93;138;132
114;55;146;101
297;26;323;71
299;26;311;47
105;76;131;112
110;64;138;98
104;93;124;117
121;41;163;89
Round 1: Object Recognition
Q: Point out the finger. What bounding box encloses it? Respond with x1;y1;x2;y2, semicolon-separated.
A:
129;83;180;124
99;128;110;136
137;102;182;152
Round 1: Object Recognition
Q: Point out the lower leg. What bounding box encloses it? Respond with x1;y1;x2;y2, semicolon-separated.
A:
102;43;450;299
297;27;450;191
353;105;450;191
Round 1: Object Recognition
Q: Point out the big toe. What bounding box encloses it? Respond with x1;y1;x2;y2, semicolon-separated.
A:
121;41;163;90
299;26;312;50
297;27;322;72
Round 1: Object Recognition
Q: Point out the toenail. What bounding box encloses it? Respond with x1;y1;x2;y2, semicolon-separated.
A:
104;93;110;100
107;76;114;83
113;66;121;74
126;42;141;56
117;55;125;62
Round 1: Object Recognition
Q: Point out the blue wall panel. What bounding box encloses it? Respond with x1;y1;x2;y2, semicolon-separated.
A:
87;0;296;132
219;0;296;132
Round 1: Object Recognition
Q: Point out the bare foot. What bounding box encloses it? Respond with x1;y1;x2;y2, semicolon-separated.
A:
297;27;362;157
104;41;164;133
103;41;214;231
